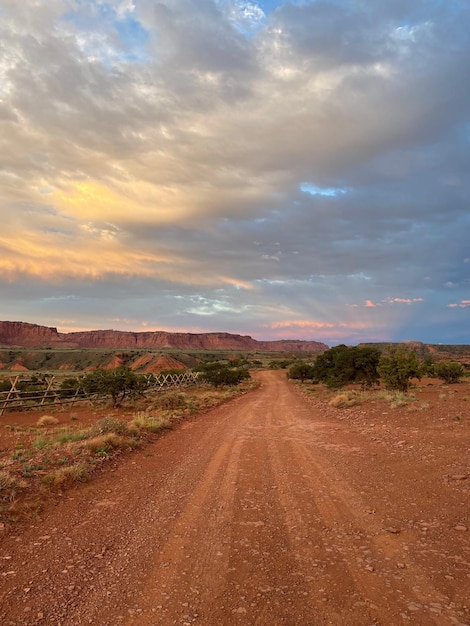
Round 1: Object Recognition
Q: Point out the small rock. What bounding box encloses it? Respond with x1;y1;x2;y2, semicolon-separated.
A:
383;527;401;534
450;474;468;481
454;525;468;532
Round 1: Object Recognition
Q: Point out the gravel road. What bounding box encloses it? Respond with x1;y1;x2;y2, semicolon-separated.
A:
1;370;469;625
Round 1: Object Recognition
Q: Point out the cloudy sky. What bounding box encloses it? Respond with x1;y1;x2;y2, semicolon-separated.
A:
0;0;469;345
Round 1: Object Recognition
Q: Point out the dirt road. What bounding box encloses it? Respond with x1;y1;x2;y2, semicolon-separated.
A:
1;371;469;625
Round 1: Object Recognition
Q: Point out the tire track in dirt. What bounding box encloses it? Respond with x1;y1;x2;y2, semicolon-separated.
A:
273;379;467;626
1;371;469;626
124;436;244;624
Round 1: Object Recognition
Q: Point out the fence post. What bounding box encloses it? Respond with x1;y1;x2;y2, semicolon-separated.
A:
40;376;55;407
0;376;20;417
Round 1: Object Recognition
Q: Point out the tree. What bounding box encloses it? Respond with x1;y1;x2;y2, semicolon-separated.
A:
312;345;380;389
351;346;381;388
81;366;148;407
196;362;251;387
377;346;422;392
288;361;315;383
434;361;464;384
59;377;82;398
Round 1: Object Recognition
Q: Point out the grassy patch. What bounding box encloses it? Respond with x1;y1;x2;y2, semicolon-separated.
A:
53;428;88;444
43;462;90;486
0;470;27;502
329;390;363;408
88;416;129;437
129;413;173;434
84;433;138;455
1;377;257;522
374;390;417;408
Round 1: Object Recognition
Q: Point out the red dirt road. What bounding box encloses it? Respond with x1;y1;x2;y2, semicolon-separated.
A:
1;371;469;625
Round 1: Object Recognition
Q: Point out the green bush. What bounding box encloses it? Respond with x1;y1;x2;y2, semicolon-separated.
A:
81;366;148;407
377;346;422;392
312;345;380;389
434;361;464;384
199;365;250;387
288;362;315;382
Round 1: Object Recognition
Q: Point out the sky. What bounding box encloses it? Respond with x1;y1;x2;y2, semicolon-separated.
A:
0;0;469;346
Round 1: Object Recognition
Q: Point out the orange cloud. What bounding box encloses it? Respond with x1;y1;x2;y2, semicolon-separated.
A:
54;180;191;224
218;276;255;291
0;230;249;290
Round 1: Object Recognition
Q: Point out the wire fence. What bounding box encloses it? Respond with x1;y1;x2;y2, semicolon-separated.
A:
0;371;201;416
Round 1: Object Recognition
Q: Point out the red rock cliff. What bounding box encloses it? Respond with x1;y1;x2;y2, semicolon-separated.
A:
0;321;68;347
0;321;328;353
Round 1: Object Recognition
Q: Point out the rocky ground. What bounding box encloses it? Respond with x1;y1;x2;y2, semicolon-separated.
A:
0;371;469;625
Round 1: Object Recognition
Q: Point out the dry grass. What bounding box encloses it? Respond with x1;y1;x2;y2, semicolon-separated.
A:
37;415;59;427
129;413;173;433
43;462;90;486
84;433;135;453
329;390;363;408
413;401;431;411
0;470;26;502
88;416;129;437
1;381;255;521
151;392;188;411
374;391;417;408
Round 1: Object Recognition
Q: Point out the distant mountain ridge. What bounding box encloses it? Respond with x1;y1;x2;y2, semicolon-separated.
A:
0;321;328;353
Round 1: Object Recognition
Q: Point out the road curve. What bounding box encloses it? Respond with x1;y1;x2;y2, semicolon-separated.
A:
1;370;469;625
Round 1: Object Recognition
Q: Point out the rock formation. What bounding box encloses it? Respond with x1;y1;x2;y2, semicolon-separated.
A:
0;321;328;353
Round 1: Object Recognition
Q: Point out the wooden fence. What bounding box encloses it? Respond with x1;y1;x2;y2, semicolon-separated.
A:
0;371;201;416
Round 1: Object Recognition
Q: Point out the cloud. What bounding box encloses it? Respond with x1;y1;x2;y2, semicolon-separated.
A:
386;298;424;304
1;0;469;343
448;301;470;309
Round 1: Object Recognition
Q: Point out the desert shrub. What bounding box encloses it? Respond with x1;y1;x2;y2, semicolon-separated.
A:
199;364;250;387
377;346;422;392
269;359;295;370
44;462;90;485
0;470;26;502
152;392;188;410
84;433;129;454
313;345;380;389
88;416;129;437
37;415;59;427
288;362;315;382
329;390;362;408
59;377;82;398
81;366;148;407
434;361;464;384
129;414;172;433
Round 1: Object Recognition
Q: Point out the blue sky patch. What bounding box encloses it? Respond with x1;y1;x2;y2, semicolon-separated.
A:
300;183;348;197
